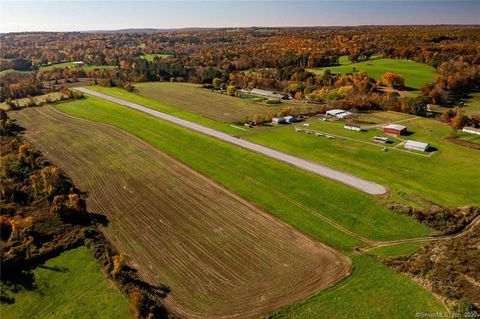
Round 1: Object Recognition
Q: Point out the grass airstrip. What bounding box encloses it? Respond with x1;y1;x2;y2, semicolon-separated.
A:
1;247;130;319
86;83;480;207
307;55;436;90
18;93;447;317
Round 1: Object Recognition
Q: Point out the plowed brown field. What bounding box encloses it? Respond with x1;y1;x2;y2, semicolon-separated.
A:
12;106;351;319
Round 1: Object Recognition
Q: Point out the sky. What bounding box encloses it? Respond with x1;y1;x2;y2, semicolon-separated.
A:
1;0;479;33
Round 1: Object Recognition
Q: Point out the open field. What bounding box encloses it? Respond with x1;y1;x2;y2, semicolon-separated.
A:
30;96;446;318
39;62;117;72
307;56;436;90
368;242;426;257
0;247;130;319
270;254;446;319
131;82;309;122
246;115;480;206
76;87;387;195
84;86;480;206
139;53;172;61
13;106;351;319
54;95;432;244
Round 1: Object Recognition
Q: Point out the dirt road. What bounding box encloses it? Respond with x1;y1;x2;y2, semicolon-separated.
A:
75;87;388;195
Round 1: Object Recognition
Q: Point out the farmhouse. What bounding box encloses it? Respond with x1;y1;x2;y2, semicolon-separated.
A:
344;125;362;131
383;124;407;135
404;140;430;152
373;136;389;144
462;126;480;135
326;109;353;119
250;88;286;99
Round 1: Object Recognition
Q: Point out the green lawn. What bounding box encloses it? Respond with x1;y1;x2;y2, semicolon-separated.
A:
462;92;480;115
0;247;130;319
270;254;446;319
368;242;425;257
245;116;480;207
56;95;432;249
139;53;172;61
307;56;436;90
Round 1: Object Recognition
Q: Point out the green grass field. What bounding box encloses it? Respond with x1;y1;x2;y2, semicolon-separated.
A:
77;86;480;206
307;56;436;90
139;53;172;61
53;95;446;318
39;62;117;72
462;91;480;115
368;242;425;257
270;254;445;319
245;116;480;207
57;95;432;249
0;247;130;319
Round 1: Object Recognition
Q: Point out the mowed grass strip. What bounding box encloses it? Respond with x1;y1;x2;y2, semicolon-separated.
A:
307;56;436;90
0;247;130;319
54;95;431;243
13;106;351;319
246;116;480;206
106;82;307;123
368;242;426;257
270;254;446;319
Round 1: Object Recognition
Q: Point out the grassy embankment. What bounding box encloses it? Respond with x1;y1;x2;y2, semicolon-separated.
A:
0;247;130;319
307;55;436;90
53;95;445;319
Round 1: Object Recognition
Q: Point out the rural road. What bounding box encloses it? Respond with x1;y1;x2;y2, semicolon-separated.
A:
76;87;388;195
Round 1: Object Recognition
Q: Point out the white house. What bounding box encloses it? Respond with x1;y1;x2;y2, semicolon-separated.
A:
462;126;480;135
404;140;430;152
326;109;353;119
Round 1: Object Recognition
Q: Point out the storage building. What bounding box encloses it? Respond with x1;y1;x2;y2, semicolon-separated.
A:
404;140;430;152
462;127;480;135
326;109;353;119
383;124;407;135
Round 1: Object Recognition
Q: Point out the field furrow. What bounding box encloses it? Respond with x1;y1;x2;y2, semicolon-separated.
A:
12;106;351;319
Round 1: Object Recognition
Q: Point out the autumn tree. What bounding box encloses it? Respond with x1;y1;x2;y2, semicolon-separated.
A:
382;72;405;90
112;252;128;277
226;85;237;96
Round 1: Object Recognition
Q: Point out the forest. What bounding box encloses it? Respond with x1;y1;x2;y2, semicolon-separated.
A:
1;26;479;127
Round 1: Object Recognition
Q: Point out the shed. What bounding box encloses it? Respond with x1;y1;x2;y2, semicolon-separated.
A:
284;115;302;123
344;125;362;131
404;140;430;152
383;124;407;135
373;136;389;144
326;109;353;119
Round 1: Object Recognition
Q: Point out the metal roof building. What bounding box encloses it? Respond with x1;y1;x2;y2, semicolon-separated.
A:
383;124;407;135
404;140;430;152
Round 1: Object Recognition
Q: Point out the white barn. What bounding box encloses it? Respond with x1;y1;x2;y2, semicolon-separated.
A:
404;140;430;152
326;109;353;119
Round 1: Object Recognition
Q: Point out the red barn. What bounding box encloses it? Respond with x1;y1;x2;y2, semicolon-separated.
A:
383;124;407;135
